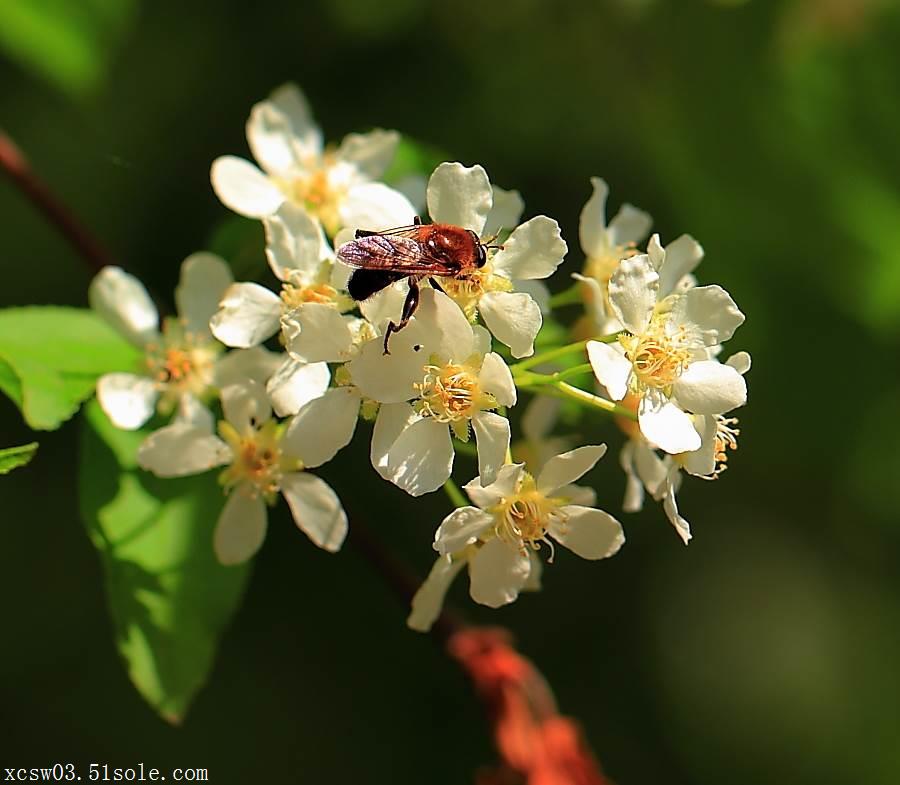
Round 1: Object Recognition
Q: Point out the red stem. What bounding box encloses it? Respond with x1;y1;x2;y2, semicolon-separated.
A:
0;128;115;274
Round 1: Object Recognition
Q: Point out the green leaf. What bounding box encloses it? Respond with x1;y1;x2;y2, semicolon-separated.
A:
0;306;141;431
0;442;38;475
0;0;136;96
79;399;251;723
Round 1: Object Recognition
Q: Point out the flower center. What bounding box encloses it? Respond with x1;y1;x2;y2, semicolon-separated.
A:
437;261;513;321
620;317;692;393
415;362;482;423
285;164;342;235
491;475;565;556
217;419;300;502
144;321;219;409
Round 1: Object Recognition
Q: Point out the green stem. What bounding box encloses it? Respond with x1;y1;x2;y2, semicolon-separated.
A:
510;333;620;374
443;478;468;508
554;381;636;419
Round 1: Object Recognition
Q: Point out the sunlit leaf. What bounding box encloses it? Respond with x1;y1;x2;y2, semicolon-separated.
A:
79;399;251;724
0;306;140;430
0;442;38;475
0;0;136;96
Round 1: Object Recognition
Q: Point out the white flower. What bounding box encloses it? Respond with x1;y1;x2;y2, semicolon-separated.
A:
210;83;404;234
210;202;368;370
619;351;750;543
348;288;516;496
339;162;566;358
572;177;653;333
90;255;233;429
137;380;353;564
407;446;623;631
586;247;746;455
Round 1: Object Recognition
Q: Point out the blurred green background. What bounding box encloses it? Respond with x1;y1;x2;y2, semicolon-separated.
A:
3;0;900;782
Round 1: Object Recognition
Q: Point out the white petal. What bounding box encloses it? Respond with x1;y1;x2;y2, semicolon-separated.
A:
137;425;229;477
434;506;495;555
638;393;701;454
386;417;454;496
281;386;360;467
607;203;653;249
426;162;492;234
471;324;493;358
682;415;718;477
578;177;610;258
281;472;347;552
266;358;330;417
472;411;511;487
619;442;645;513
608;254;659;335
479;291;541;358
524;551;543;591
662;469;692;544
550;505;624;560
463;462;525;509
490;216;567;281
175;252;233;338
357;279;409;333
221;380;271;431
264;203;326;282
391;174;427;214
572;272;611;328
339;183;417;232
586;341;631;401
209;283;281;348
536;444;607;495
336;129;399;179
673;360;747;415
214;490;268;565
370;402;418;478
672;285;744;346
214;346;281;388
478;352;516;408
89;267;158;347
468;538;530;608
726;351;752;375
407;555;466;633
521;395;560;442
97;373;158;430
483;185;524;238
174;394;214;431
657;234;703;298
418;288;475;361
283;304;355;363
347;320;428;403
557;483;596;507
515;279;551;314
247;83;321;173
633;439;668;494
210;156;285;218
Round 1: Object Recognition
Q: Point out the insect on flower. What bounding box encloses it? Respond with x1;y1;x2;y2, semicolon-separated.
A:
337;217;498;353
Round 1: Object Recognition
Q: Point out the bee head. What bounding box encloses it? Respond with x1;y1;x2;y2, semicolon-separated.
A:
470;230;487;268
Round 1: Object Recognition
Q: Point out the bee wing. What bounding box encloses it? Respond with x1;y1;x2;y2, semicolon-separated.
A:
337;234;458;276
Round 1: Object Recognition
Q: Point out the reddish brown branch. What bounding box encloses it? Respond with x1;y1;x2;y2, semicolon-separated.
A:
0;128;115;274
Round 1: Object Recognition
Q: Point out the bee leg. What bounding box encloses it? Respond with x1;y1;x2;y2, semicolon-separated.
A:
383;278;421;355
414;215;422;225
428;277;446;294
354;229;380;238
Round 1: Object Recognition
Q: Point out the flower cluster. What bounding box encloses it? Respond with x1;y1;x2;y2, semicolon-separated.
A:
89;84;750;630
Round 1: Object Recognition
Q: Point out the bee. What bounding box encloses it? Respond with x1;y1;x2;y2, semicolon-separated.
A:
337;217;488;353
